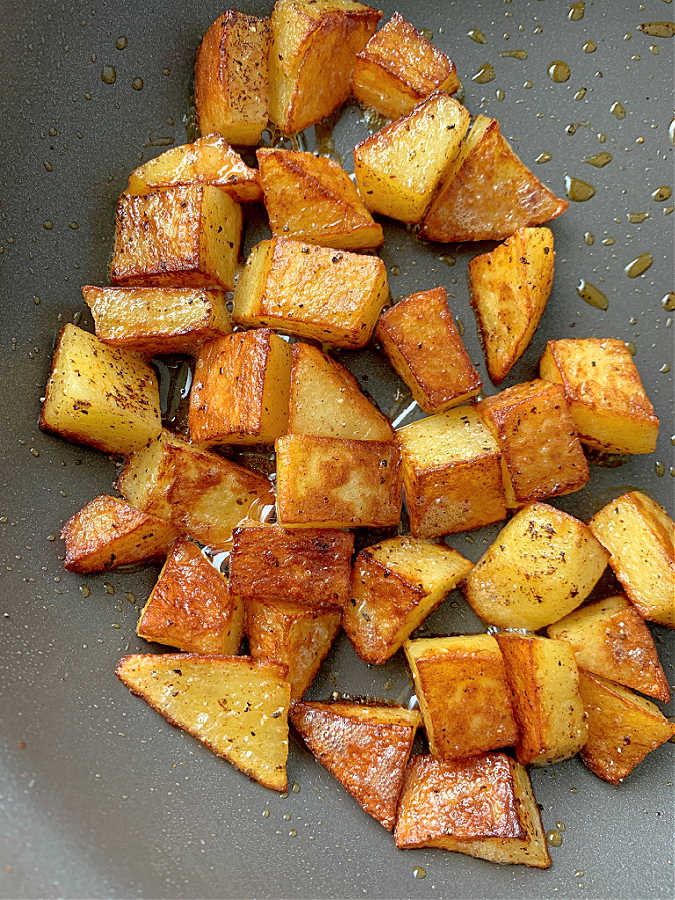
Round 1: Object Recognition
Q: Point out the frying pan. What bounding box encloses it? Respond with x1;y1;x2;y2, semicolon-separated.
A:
0;1;672;897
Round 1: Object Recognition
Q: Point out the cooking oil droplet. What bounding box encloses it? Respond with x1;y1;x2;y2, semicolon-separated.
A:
649;43;661;54
101;65;116;85
610;101;626;119
624;253;653;277
43;220;54;230
602;236;615;245
132;77;144;91
125;592;136;604
547;829;563;847
68;221;79;230
439;255;456;266
262;808;270;818
501;49;528;59
568;2;585;21
536;152;552;164
669;119;675;144
456;316;465;336
637;21;675;37
655;461;666;477
468;28;487;43
577;279;608;309
575;870;585;878
80;585;91;598
292;782;300;793
659;363;671;373
472;62;495;84
661;292;675;311
523;79;533;88
556;821;566;832
598;132;606;143
626;340;636;356
583;39;597;52
565;176;595;201
115;36;128;50
288;829;297;838
585;152;612;167
628;212;649;223
413;867;427;880
652;185;672;201
420;28;433;41
548;61;571;82
104;582;115;595
43;161;53;172
495;88;505;101
584;231;594;245
575;88;588;100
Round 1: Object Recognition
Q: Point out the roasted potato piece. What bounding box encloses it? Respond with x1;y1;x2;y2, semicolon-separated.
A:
421;116;568;242
589;492;674;628
376;288;481;413
110;185;242;290
469;227;555;384
539;338;659;454
40;324;161;456
396;405;507;537
464;502;609;630
116;654;290;791
394;753;551;869
342;536;473;664
291;699;421;830
275;434;401;528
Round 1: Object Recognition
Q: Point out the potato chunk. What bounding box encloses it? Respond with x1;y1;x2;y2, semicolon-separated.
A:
464;502;609;630
342;537;473;664
396;405;507;537
110;185;242;290
421;116;568;242
40;324;161;456
539;338;659;454
376;288;481;413
394;753;551;868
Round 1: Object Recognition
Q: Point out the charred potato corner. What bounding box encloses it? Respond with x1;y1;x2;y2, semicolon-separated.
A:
37;0;672;877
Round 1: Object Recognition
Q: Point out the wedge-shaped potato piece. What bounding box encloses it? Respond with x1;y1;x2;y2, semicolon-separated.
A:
376;288;481;413
396;406;507;537
268;0;380;133
194;11;270;145
469;227;555;384
548;595;670;702
256;149;383;250
110;185;242;290
405;634;517;760
40;324;161;456
233;238;388;348
464;502;609;630
578;670;675;785
539;338;659;454
479;379;589;508
394;753;551;868
116;430;273;547
589;492;674;629
421;116;568;242
342;537;473;664
116;654;290;791
291;699;421;830
288;342;393;440
275;434;401;528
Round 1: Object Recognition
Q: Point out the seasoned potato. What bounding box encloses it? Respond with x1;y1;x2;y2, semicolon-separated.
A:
589;492;674;629
232;238;388;348
116;654;290;791
421;115;568;242
396;405;507;537
469;227;555;384
394;753;551;869
464;502;609;630
40;324;161;456
291;700;421;830
256;149;383;249
539;338;659;454
275;434;401;528
342;537;473;664
404;634;518;760
110;185;242;290
376;288;481;413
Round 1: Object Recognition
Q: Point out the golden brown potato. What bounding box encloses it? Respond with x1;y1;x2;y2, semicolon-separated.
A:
396;405;507;537
394;753;551;868
421;115;568;242
376;288;481;414
110;185;242;290
469;227;555;385
291;699;421;830
539;338;659;454
116;654;290;791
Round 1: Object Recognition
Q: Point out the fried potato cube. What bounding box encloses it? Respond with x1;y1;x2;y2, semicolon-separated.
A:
464;502;609;630
394;753;551;868
342;537;472;664
291;699;421;830
421;115;568;243
275;434;402;528
116;654;290;791
233;238;388;348
116;430;273;547
479;379;589;508
194;11;271;145
376;288;481;413
396;405;507;538
578;670;675;785
268;0;380;134
405;634;518;760
256;149;383;250
548;595;670;702
110;185;242;290
40;324;161;456
539;338;659;454
351;12;459;119
588;492;674;628
469;227;555;385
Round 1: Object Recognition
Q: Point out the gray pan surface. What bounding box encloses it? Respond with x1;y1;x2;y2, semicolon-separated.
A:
0;1;673;897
